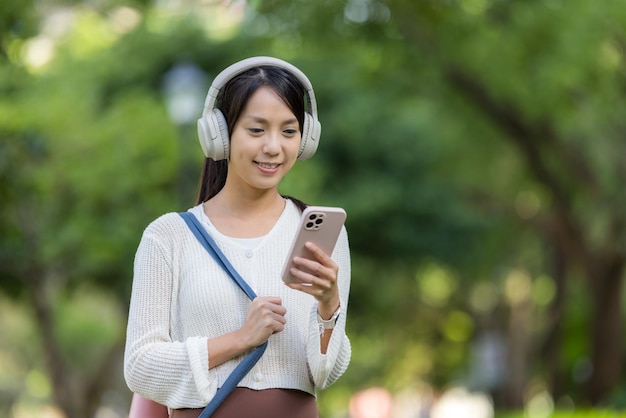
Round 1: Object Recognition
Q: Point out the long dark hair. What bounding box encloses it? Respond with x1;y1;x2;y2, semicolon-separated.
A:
195;65;308;211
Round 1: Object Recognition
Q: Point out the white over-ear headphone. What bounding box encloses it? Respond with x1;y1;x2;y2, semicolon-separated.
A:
197;56;322;161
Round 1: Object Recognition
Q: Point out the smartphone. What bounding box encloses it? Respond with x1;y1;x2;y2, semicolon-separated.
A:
281;206;347;284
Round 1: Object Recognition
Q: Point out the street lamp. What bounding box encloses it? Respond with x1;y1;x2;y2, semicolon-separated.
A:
162;62;207;204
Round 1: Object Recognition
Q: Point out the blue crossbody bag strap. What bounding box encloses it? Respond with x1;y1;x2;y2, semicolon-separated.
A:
178;212;268;418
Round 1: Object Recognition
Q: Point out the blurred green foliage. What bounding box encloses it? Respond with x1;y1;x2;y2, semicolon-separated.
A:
1;0;626;417
495;412;625;418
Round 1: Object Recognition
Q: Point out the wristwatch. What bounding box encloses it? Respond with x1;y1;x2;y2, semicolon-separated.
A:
317;307;341;336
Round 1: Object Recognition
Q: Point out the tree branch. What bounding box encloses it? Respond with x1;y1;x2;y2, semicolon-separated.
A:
444;68;590;265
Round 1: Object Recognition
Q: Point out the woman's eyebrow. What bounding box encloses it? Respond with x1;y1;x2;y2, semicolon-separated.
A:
243;115;298;125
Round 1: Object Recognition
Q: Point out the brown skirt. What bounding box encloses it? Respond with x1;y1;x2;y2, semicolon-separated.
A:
169;388;318;418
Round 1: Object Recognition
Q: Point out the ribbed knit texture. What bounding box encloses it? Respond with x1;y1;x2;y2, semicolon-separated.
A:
124;200;351;409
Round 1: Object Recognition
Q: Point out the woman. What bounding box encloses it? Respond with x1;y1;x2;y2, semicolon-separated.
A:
124;56;351;418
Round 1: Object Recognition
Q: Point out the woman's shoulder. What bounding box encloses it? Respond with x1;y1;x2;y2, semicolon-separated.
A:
141;211;190;240
283;198;303;218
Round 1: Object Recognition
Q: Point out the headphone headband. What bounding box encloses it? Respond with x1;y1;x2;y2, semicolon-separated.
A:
202;56;318;121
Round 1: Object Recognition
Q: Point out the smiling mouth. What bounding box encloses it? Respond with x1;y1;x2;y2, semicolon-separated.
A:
256;162;280;169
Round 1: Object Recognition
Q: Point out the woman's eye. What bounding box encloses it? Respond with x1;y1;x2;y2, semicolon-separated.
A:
248;128;264;134
283;128;298;136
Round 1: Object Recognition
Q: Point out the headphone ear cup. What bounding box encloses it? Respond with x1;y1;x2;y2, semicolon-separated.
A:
297;113;321;161
197;109;230;160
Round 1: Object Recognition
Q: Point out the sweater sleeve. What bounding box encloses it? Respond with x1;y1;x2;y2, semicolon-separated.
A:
306;227;352;389
123;216;218;408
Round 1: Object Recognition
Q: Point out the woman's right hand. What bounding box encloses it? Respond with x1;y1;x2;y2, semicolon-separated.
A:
207;296;286;369
239;296;287;348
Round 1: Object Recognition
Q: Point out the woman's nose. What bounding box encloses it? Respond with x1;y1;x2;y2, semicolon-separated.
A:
262;131;281;154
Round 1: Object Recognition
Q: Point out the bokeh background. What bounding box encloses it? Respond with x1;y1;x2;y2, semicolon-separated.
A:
1;1;626;417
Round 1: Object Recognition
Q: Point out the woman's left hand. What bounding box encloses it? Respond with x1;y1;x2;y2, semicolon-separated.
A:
285;241;340;317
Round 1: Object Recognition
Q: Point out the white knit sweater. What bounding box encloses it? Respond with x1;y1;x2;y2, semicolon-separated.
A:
124;200;351;408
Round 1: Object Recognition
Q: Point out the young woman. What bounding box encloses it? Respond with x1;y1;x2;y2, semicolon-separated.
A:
124;57;351;418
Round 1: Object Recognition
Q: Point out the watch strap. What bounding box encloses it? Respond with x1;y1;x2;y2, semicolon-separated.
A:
317;306;341;336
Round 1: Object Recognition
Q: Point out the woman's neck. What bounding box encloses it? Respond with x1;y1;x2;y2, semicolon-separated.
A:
202;189;286;238
211;187;284;214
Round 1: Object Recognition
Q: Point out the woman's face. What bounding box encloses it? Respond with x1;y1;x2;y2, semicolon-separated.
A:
226;86;301;195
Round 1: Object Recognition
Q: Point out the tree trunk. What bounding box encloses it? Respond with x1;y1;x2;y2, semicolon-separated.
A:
505;296;532;407
543;241;567;400
28;276;80;416
585;257;625;404
28;275;125;418
444;66;626;404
